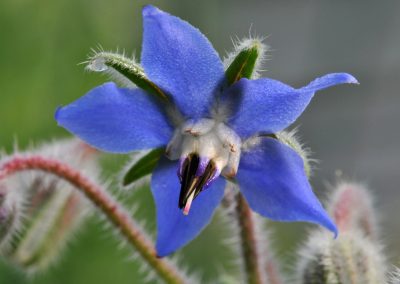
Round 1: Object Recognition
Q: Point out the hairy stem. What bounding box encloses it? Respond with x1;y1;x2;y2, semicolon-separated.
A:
0;155;187;284
260;221;284;284
235;193;265;284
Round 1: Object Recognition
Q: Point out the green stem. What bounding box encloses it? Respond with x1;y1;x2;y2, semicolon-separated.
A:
0;155;187;284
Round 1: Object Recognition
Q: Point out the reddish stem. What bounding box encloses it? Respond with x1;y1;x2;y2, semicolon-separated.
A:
0;155;186;284
235;193;265;284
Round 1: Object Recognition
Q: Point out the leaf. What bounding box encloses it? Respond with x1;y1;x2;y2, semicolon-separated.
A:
123;148;165;186
225;45;259;86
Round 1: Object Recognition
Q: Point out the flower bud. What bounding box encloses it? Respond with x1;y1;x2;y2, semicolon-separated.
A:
296;181;387;284
0;139;99;274
328;182;378;240
296;230;386;284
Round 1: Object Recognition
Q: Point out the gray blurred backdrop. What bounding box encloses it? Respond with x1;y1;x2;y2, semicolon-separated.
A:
0;0;399;283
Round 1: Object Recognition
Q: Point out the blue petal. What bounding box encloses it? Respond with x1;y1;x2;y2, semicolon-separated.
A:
55;82;173;153
222;73;358;138
236;137;337;235
151;157;225;256
141;5;225;119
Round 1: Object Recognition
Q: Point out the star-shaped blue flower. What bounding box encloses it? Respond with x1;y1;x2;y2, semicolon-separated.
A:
55;5;358;257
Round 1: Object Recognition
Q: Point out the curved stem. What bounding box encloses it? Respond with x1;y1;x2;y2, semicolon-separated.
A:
235;193;265;284
0;155;187;284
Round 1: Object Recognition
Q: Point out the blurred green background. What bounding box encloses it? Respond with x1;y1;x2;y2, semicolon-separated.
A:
1;0;399;283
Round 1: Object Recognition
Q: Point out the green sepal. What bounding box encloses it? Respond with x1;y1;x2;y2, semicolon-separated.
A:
123;148;165;186
225;45;259;86
88;52;168;102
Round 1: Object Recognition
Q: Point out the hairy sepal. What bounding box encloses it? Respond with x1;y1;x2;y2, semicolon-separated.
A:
122;148;164;187
86;50;168;102
224;37;268;84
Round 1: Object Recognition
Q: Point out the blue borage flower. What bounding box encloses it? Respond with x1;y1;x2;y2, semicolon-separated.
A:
55;5;358;256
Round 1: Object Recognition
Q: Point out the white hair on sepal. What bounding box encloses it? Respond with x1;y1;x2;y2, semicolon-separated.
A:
275;127;316;178
84;47;142;88
223;32;270;79
82;47;186;128
241;128;314;177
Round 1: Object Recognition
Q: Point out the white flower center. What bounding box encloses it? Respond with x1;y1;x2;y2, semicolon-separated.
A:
165;119;242;214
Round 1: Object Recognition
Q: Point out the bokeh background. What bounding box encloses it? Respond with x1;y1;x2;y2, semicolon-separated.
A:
1;0;399;283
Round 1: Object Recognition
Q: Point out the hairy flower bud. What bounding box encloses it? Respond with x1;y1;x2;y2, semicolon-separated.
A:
296;230;386;284
328;182;378;240
296;181;387;284
0;139;99;274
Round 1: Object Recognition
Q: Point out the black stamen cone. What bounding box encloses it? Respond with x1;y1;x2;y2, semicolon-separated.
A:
179;153;199;209
178;153;216;210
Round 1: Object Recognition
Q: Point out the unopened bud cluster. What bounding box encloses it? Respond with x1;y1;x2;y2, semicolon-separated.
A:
0;139;99;274
296;182;387;284
296;230;386;284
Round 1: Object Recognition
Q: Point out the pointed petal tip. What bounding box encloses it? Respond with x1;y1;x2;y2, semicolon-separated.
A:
340;73;359;85
156;244;174;258
155;252;164;259
333;229;339;239
329;222;339;239
321;215;338;238
327;72;359;86
300;72;360;94
142;4;161;17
